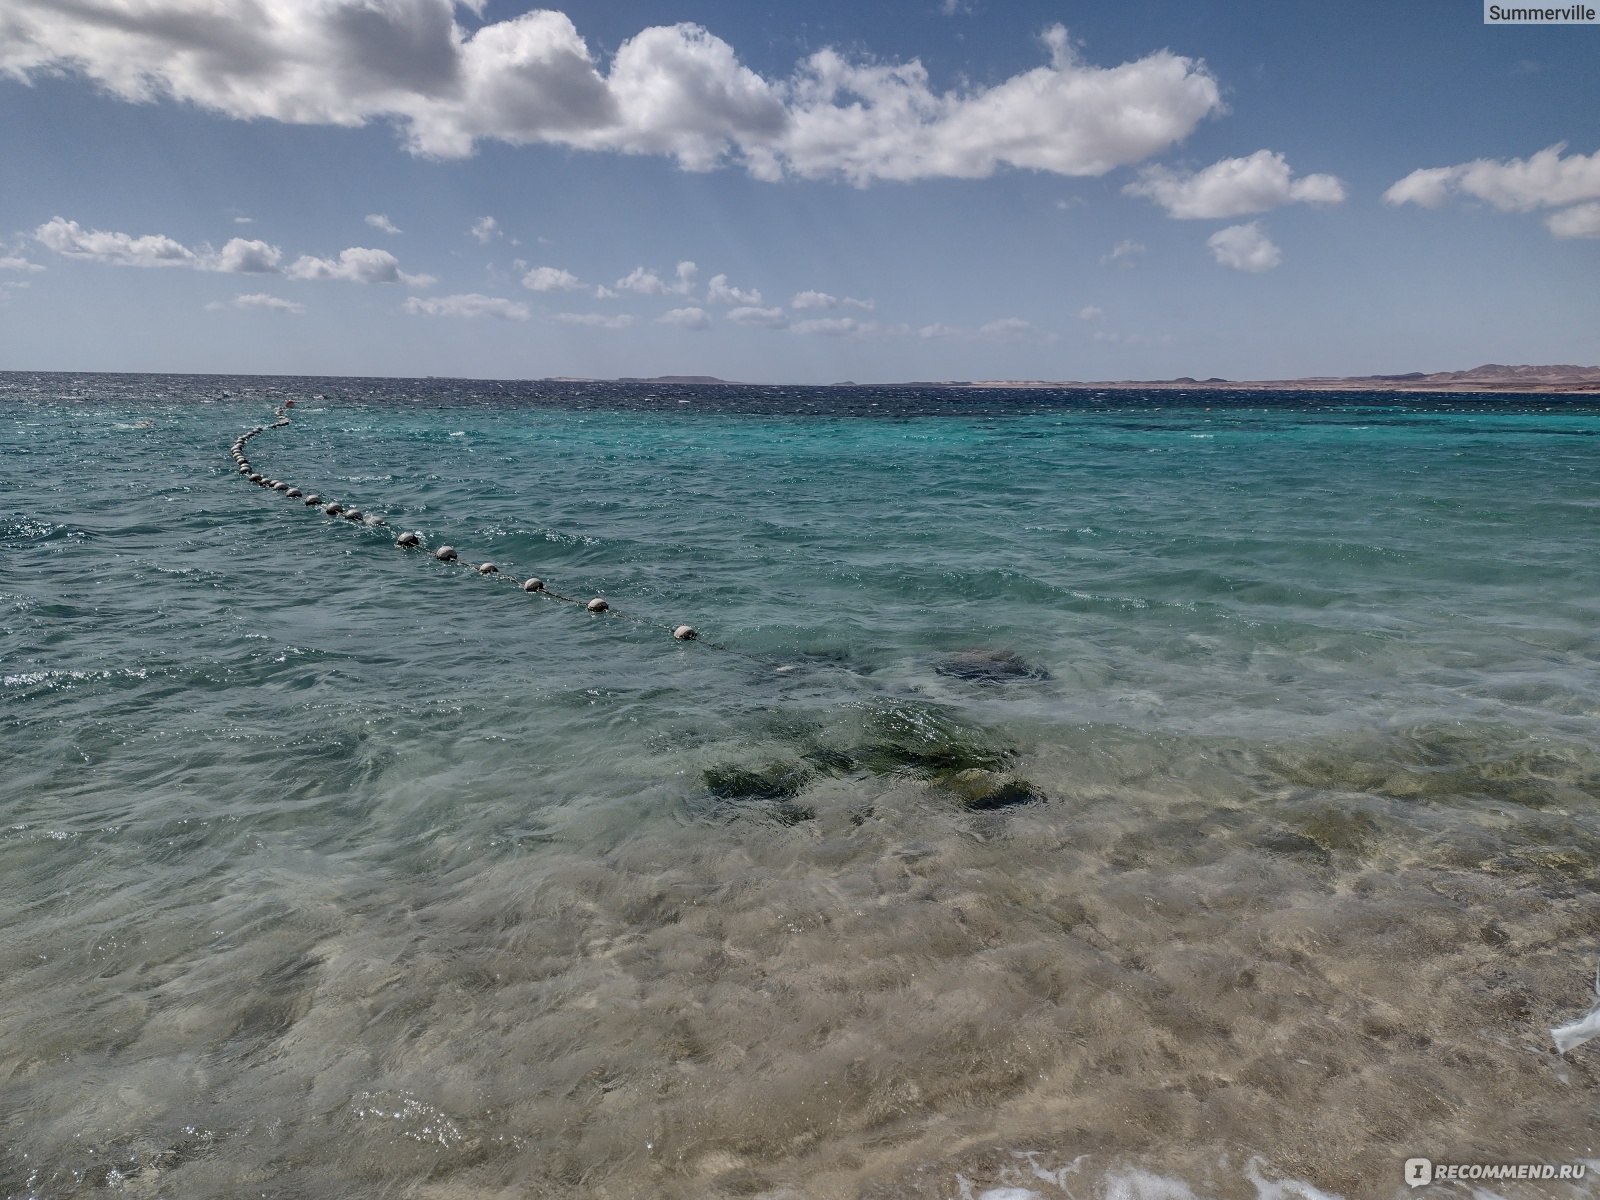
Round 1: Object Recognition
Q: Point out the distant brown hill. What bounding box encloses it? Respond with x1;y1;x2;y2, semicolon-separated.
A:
960;364;1600;393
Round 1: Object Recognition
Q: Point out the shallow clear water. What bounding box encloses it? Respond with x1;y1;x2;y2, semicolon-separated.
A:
4;372;1600;1199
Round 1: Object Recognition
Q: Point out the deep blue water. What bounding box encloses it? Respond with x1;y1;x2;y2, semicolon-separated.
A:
4;373;1599;1199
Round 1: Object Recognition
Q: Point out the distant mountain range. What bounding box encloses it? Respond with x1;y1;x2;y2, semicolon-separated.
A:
546;365;1600;393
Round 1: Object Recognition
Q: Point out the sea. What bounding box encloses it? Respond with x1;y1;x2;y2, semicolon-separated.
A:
3;372;1600;1200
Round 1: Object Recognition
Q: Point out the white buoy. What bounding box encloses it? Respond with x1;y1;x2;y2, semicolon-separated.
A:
673;625;697;641
396;531;420;547
344;508;363;521
364;515;385;526
287;488;302;498
323;502;343;515
249;473;264;483
304;495;321;506
478;562;498;575
435;545;458;562
238;465;250;473
522;578;544;592
273;482;290;492
586;597;609;613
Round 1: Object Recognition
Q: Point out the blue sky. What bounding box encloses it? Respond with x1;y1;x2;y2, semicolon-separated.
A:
1;0;1595;382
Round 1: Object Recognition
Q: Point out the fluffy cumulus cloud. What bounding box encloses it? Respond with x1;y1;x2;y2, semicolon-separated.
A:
32;218;442;283
1546;202;1600;239
1384;143;1600;239
778;27;1220;185
207;292;304;314
726;305;788;329
0;255;44;272
616;261;696;295
1077;305;1103;321
1126;149;1345;218
470;216;501;243
0;5;1222;183
35;217;198;267
658;306;710;330
365;213;402;234
286;246;434;286
705;273;760;305
404;292;529;319
522;265;583;291
1206;222;1281;272
214;238;283;273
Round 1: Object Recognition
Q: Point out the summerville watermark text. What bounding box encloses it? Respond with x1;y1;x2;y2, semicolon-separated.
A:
1484;1;1598;22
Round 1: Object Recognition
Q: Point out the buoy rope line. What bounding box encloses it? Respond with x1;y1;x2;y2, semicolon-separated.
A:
227;407;753;654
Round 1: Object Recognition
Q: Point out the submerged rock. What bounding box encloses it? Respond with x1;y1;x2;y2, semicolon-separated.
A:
933;648;1049;683
703;761;813;801
939;768;1047;811
856;702;1015;775
699;761;816;825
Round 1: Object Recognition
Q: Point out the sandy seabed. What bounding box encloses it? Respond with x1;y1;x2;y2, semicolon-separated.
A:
7;720;1600;1200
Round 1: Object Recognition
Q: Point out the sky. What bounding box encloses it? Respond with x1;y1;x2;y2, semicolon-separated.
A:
0;0;1596;383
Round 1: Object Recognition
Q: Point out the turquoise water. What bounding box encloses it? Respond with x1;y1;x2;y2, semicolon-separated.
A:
4;373;1600;1198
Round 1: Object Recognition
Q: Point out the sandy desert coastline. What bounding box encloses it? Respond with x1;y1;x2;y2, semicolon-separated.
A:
575;364;1600;394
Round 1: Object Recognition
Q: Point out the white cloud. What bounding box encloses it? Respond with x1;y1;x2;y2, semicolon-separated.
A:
1547;201;1600;239
792;316;872;336
404;292;529;319
978;317;1055;342
33;219;443;286
791;290;875;311
286;246;434;286
35;217;197;267
658;306;711;330
471;216;500;243
0;7;1222;183
792;289;836;309
616;261;697;295
726;305;788;328
522;265;584;291
232;215;254;224
1384;143;1600;214
1126;149;1345;218
1102;239;1146;267
706;273;760;304
1077;305;1103;321
1206;222;1281;272
779;26;1220;185
594;284;619;299
1382;167;1457;209
616;266;667;294
0;255;44;272
214;237;283;273
207;292;304;314
917;322;963;339
365;213;402;234
555;311;635;328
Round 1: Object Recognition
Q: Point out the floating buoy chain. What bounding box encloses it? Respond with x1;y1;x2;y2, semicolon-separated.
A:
228;412;703;645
